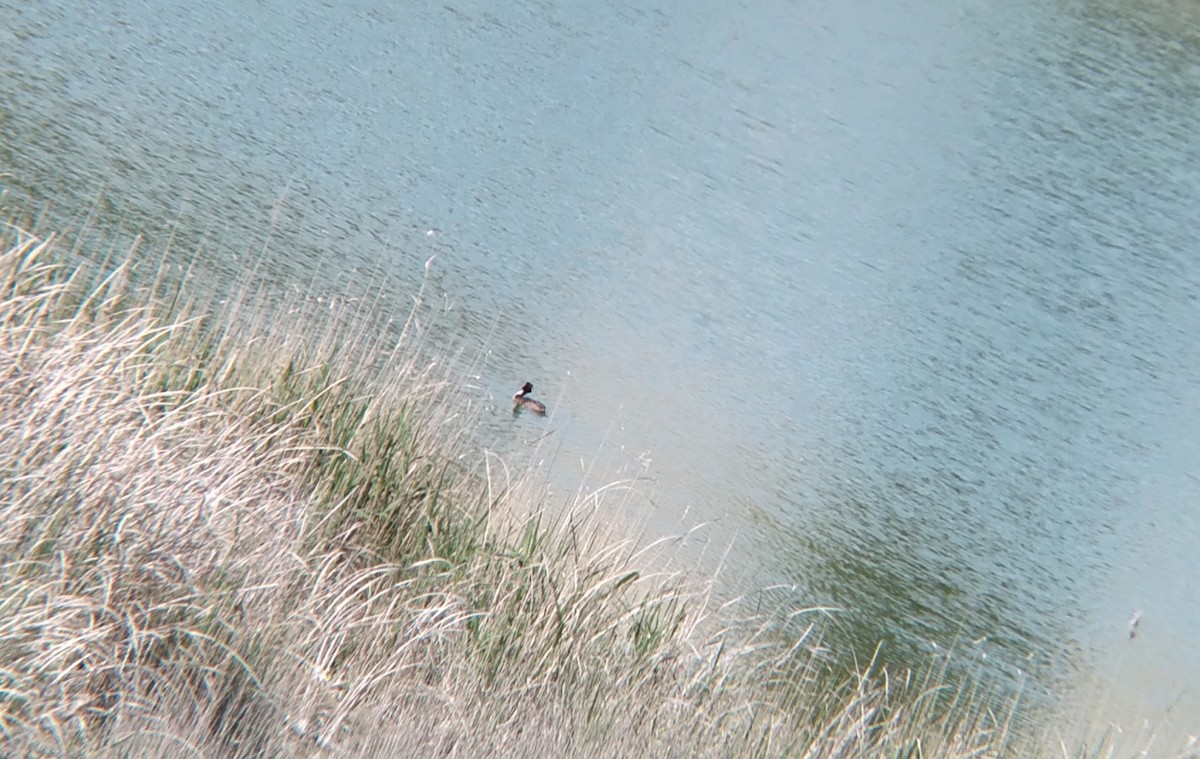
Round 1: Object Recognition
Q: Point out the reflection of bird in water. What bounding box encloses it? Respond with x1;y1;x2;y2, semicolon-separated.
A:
512;382;547;416
1127;610;1142;640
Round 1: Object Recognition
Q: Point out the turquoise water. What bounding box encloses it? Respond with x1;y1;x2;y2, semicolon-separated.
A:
3;0;1199;746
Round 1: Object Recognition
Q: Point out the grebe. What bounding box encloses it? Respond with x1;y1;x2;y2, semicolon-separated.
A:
512;382;547;416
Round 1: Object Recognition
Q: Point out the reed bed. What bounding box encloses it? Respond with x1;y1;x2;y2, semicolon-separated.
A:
0;217;1136;757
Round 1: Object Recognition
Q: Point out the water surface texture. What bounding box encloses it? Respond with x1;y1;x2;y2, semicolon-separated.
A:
3;0;1199;743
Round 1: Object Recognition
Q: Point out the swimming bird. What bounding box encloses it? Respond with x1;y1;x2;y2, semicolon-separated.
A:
512;382;547;416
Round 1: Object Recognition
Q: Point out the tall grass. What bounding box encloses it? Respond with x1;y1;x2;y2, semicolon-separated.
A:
0;217;1163;757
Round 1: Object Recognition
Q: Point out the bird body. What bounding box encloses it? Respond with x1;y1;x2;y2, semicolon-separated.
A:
513;382;547;416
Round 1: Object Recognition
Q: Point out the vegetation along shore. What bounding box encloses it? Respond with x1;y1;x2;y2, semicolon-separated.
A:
0;213;1184;757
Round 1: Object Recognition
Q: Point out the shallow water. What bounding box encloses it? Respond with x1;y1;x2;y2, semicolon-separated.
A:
3;0;1199;746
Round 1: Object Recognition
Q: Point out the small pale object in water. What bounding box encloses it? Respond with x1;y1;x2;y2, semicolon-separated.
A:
1127;610;1142;640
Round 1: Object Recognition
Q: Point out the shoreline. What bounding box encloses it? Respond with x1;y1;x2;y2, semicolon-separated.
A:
0;216;1178;757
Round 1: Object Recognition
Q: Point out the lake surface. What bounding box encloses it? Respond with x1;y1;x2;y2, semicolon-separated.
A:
3;0;1199;748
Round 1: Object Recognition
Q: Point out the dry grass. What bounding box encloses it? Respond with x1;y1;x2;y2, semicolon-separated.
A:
0;217;1146;757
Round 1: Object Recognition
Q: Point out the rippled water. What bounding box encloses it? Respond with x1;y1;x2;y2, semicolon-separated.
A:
3;0;1198;746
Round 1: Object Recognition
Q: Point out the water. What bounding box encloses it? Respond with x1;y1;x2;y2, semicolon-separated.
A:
4;0;1199;747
